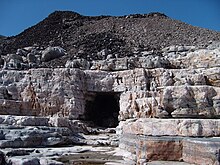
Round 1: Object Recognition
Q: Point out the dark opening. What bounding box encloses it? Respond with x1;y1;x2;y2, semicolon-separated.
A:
85;92;120;128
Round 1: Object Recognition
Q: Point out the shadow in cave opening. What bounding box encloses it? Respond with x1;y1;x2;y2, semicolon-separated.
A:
85;92;120;128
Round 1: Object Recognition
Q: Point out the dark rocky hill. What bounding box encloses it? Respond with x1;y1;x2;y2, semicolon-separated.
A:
0;35;6;42
1;11;220;66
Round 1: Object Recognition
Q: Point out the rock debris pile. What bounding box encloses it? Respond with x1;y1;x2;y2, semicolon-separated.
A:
1;11;220;67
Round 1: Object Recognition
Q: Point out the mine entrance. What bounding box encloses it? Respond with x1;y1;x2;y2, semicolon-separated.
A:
85;92;120;128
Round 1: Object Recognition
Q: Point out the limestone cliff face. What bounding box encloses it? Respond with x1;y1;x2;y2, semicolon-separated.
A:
0;68;86;118
1;44;220;120
1;44;220;164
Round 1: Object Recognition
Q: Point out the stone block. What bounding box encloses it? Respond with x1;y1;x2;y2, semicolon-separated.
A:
120;134;183;162
183;138;220;165
122;118;220;137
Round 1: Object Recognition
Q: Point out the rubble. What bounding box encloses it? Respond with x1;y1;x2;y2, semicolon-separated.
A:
1;11;220;68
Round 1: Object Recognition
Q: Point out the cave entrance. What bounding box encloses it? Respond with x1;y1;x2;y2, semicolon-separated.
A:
85;92;120;128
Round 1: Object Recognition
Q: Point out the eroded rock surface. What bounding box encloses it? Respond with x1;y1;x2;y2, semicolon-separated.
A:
0;43;220;164
1;11;220;165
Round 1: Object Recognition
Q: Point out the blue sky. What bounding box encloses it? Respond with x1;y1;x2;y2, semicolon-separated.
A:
0;0;220;36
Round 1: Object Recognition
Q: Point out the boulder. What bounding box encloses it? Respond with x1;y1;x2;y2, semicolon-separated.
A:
27;53;37;63
207;41;220;50
5;54;24;69
41;46;65;62
8;54;23;62
16;49;28;56
65;59;90;69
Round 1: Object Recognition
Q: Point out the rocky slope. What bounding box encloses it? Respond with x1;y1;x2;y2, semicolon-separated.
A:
0;35;5;39
1;11;220;67
1;11;220;165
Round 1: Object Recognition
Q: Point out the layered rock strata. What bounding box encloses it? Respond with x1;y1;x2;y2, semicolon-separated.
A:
120;118;220;164
0;43;220;164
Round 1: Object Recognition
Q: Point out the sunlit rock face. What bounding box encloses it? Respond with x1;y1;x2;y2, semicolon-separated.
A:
0;68;86;119
1;10;220;164
1;43;220;164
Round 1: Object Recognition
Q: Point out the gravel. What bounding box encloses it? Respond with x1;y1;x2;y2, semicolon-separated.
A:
1;11;220;68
